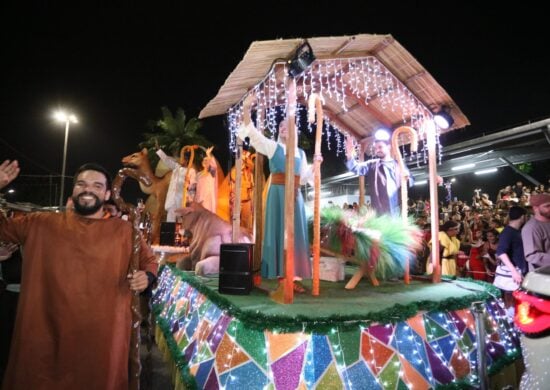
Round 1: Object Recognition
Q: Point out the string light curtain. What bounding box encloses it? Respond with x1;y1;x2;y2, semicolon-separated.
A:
227;57;440;165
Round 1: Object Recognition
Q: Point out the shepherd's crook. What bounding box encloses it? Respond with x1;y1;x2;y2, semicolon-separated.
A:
391;126;418;284
180;145;198;208
111;167;152;390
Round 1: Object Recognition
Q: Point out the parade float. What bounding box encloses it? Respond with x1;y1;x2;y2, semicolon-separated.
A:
151;34;522;389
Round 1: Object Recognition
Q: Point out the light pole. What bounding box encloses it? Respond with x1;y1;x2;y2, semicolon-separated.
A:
54;110;78;208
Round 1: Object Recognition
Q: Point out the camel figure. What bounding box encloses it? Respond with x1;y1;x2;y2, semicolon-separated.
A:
122;148;171;244
175;202;252;275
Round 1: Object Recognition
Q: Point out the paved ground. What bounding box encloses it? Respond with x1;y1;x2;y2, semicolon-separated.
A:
141;339;173;390
140;318;174;390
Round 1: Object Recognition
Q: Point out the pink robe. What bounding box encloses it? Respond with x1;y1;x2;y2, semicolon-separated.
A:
194;159;218;214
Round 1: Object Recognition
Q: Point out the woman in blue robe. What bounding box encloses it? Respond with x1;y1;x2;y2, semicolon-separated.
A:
238;95;312;291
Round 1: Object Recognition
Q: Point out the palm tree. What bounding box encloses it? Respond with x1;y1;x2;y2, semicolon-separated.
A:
139;106;212;166
136;107;213;230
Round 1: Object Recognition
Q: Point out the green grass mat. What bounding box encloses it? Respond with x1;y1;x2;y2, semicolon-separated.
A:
165;264;500;332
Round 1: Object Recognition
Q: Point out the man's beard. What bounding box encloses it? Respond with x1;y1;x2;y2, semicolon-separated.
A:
72;192;104;216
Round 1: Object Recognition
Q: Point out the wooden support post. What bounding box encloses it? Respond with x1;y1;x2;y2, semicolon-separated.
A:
426;122;441;283
309;94;324;296
358;143;365;207
253;109;265;286
391;126;418;285
232;139;243;242
274;78;297;304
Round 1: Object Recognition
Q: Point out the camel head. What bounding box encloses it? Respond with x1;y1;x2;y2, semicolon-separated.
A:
122;148;151;170
174;201;207;229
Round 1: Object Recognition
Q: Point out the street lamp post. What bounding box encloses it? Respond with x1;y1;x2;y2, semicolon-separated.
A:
54;111;78;208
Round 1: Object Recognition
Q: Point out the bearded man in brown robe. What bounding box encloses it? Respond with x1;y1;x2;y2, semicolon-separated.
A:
0;162;157;390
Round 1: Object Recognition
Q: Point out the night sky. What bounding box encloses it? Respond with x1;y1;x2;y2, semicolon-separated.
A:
1;3;549;204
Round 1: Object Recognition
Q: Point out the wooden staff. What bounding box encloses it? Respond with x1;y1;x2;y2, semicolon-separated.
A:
180;145;197;208
111;167;152;390
308;93;324;296
391;126;418;284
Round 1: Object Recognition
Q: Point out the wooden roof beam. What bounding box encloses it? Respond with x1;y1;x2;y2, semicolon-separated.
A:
332;36;357;55
343;86;392;128
323;111;361;140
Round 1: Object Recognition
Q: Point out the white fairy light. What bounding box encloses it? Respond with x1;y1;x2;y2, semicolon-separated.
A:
352;60;361;97
339;59;347;111
302;69;309;102
325;61;333;98
228;55;436;164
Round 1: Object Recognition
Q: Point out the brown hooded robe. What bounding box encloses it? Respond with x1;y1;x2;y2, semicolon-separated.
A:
0;211;157;390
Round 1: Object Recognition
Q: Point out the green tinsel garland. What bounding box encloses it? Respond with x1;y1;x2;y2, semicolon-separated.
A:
155;265;502;334
487;349;522;376
436;379;478;389
435;348;521;389
155;316;198;390
450;276;502;298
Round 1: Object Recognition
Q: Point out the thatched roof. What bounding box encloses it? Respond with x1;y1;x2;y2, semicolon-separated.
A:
200;34;469;144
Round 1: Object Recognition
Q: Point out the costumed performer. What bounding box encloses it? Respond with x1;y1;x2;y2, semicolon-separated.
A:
229;150;254;231
194;146;218;214
0;162;158;390
344;129;412;217
0;238;21;386
238;94;316;293
156;146;196;222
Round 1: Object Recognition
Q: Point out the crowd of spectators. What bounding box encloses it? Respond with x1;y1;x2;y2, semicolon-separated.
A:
329;178;550;294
